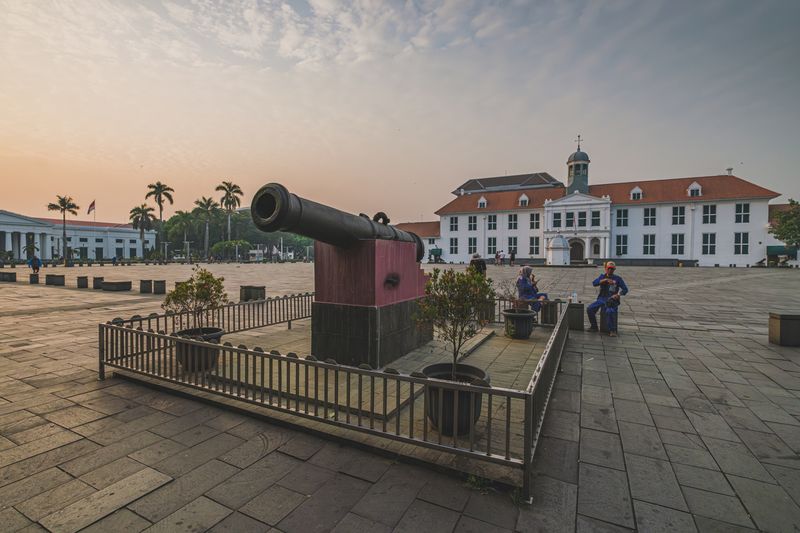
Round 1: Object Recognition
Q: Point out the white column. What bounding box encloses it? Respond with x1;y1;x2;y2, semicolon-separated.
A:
4;231;11;253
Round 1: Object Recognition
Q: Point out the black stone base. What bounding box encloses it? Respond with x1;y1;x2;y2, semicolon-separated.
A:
311;299;433;368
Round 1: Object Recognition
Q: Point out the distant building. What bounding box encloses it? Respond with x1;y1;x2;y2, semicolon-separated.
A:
0;210;156;261
434;144;783;267
394;221;441;260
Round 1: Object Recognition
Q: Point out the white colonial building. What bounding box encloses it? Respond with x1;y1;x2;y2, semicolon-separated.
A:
394;221;442;261
434;145;786;267
0;210;156;261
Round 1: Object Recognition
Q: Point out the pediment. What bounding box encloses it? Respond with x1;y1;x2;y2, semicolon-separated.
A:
545;192;610;206
0;210;53;228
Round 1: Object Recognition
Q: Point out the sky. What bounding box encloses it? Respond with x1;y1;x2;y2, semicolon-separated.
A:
1;0;798;224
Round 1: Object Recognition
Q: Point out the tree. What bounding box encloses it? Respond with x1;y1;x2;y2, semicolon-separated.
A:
415;268;495;379
193;196;220;259
770;199;800;249
211;239;252;259
168;210;194;254
46;195;79;262
215;181;243;257
145;181;174;249
129;204;156;252
23;242;39;258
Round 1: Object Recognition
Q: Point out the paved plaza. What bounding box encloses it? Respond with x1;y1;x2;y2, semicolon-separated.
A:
0;264;799;532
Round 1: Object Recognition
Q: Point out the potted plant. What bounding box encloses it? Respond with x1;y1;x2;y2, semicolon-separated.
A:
415;268;494;436
497;278;536;339
162;266;229;372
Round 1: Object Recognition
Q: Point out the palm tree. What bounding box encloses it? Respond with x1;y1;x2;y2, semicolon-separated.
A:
215;181;243;257
171;210;193;244
193;197;220;259
47;195;79;262
145;181;174;250
129;204;156;254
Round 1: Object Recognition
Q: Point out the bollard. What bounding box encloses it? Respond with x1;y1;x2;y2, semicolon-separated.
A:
0;272;17;282
140;280;153;294
153;280;166;294
240;285;266;302
45;274;65;286
29;273;39;284
92;276;104;289
769;313;800;346
567;302;584;330
541;299;562;325
77;276;89;289
102;281;132;291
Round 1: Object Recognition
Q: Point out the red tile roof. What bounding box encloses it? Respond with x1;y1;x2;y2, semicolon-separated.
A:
588;175;780;205
435;187;565;215
395;221;441;237
435;175;779;215
35;217;136;229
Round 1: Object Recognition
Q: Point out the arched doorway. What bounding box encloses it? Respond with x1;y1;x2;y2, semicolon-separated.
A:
569;239;584;262
590;237;601;258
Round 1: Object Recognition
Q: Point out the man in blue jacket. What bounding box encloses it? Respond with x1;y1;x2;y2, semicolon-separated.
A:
587;261;628;337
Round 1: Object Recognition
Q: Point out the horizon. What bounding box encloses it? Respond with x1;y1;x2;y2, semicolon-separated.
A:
2;0;799;224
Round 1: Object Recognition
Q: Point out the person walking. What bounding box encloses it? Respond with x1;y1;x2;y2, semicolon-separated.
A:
494;251;501;266
509;250;516;266
587;261;628;337
31;255;41;274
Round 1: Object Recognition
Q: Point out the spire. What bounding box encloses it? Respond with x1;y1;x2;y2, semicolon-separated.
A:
574;134;582;151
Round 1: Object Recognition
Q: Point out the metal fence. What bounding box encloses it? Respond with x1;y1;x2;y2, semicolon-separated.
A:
109;293;314;334
98;298;571;501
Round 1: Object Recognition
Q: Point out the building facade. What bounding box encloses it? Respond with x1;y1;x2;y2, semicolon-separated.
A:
394;221;441;260
435;146;783;267
0;210;156;261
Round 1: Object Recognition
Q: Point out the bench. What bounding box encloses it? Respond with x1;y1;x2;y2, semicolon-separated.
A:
0;272;17;282
240;285;266;302
29;274;39;284
140;280;152;294
769;313;800;346
92;276;104;289
77;276;89;289
102;281;132;292
153;280;166;295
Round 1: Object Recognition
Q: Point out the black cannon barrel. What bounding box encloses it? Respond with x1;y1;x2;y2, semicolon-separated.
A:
251;183;425;262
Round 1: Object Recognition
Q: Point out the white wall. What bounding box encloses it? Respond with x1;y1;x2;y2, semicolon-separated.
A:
439;209;546;263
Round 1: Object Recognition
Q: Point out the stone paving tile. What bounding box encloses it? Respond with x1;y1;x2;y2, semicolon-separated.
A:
625;453;688;512
151;432;244;478
575;515;633;532
579;428;625;470
532;436;578;484
682;486;755;529
673;463;734;495
416;472;471;512
349;464;428;528
278;473;370;533
454;514;513;533
78;509;151;533
239;484;306;526
618;420;667;460
39;467;172;533
143;496;231;532
517;475;576;532
727;475;800;532
331;512;391;533
208;511;271;533
15;478;96;522
462;490;519;530
204;451;301;509
577;463;634;529
78;456;147;489
633;500;697;532
393;499;461;533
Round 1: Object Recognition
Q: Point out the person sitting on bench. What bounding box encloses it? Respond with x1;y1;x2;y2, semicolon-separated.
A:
587;261;628;337
517;266;548;313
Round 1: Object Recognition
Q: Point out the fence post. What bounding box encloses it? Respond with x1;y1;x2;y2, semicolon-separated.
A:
522;392;533;503
98;325;106;380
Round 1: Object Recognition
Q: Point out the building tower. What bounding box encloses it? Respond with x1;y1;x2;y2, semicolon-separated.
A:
567;135;590;194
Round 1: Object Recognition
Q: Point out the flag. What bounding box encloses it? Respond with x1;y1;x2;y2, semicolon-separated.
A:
87;200;96;215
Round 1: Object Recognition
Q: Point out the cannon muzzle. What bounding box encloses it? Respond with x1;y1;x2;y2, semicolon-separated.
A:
251;183;425;262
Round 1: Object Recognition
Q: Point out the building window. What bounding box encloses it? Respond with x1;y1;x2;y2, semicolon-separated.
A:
578;212;587;227
702;233;716;255
508;237;517;254
468;215;477;231
478;199;486;209
529;213;540;230
529;236;540;256
519;197;529;207
552;212;562;228
671;233;685;255
672;206;685;225
95;238;103;243
643;234;655;255
591;210;600;227
428;238;435;245
566;212;574;227
115;239;123;243
507;214;518;230
616;235;628;256
734;232;749;255
468;237;477;255
644;207;656;226
129;239;136;244
735;203;750;223
689;188;701;197
487;237;496;255
66;237;72;242
449;217;458;232
703;205;716;224
631;191;642;200
449;237;458;255
79;238;88;243
487;215;497;231
616;209;628;227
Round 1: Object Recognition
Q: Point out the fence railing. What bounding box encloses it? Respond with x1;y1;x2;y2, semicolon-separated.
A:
98;298;571;501
110;293;314;334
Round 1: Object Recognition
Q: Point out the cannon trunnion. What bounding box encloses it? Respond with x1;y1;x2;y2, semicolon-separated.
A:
251;183;432;367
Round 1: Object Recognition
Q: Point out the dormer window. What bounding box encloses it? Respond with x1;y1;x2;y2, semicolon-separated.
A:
630;186;643;201
477;196;487;209
518;194;529;207
688;182;702;198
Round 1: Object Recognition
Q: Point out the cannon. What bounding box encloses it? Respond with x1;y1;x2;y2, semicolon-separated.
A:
252;183;432;367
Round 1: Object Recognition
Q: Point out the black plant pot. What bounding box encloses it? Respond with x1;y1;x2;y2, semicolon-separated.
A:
422;363;490;436
175;327;224;373
502;308;536;339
